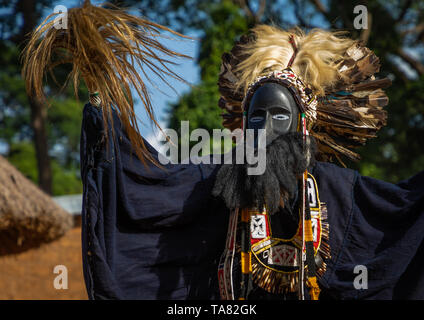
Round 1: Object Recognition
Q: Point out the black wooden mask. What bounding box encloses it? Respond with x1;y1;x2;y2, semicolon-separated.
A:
247;82;300;147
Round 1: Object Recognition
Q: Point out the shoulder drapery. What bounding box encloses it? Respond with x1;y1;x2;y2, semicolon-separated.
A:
81;103;424;300
80;104;229;299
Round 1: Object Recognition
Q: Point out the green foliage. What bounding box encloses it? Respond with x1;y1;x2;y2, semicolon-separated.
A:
0;5;85;195
167;1;249;155
48;97;84;166
324;0;424;182
0;43;32;144
1;0;424;193
7;142;38;183
197;1;250;81
0;40;85;195
51;161;83;196
352;75;424;182
169;81;223;133
6;141;82;195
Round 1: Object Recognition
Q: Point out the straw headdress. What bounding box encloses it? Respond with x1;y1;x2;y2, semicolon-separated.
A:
22;0;190;165
218;25;391;163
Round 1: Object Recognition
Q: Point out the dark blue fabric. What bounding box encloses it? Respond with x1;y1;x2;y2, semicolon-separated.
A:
81;104;424;300
313;163;424;299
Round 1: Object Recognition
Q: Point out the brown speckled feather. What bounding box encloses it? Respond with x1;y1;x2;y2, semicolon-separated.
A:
218;34;391;163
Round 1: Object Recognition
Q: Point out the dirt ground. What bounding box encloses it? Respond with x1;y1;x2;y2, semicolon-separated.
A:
0;226;88;300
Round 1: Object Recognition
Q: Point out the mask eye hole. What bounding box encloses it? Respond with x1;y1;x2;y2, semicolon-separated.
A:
272;114;289;121
250;116;264;123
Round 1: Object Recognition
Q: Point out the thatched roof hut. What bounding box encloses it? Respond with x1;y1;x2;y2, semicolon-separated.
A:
0;155;73;255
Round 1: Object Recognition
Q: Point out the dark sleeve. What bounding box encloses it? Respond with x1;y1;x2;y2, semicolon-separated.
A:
314;162;424;299
80;104;229;300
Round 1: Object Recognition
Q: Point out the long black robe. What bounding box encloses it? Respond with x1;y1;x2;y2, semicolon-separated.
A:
80;104;424;300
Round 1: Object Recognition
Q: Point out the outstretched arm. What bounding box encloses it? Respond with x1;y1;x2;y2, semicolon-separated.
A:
313;161;424;299
80;103;229;299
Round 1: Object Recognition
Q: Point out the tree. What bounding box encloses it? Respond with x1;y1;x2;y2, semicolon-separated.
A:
304;0;424;182
2;0;422;191
167;1;250;153
0;0;85;195
1;0;56;193
124;0;269;154
0;0;54;194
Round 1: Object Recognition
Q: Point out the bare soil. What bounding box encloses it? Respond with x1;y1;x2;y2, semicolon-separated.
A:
0;226;88;300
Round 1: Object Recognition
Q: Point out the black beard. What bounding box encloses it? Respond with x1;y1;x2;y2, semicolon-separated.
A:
212;132;317;214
